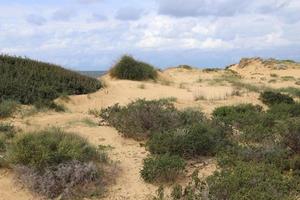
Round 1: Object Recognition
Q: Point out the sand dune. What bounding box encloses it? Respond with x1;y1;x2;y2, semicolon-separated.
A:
1;58;300;200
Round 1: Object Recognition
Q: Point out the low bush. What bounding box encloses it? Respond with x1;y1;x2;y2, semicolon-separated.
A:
0;100;19;118
260;91;294;106
207;163;295;200
147;123;228;158
8;128;98;169
15;161;103;199
7;128;110;199
267;103;300;119
100;99;204;140
0;123;16;138
140;154;185;183
212;104;263;128
0;123;16;153
217;144;290;171
110;55;157;80
279;118;300;154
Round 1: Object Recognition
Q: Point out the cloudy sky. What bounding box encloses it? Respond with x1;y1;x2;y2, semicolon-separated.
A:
0;0;300;70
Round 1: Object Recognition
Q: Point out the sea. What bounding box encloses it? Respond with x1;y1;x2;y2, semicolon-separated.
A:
77;71;107;78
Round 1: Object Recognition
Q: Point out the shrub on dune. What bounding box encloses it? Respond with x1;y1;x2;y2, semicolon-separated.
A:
260;91;295;106
140;154;185;183
110;55;157;81
7;127;109;199
0;100;19;118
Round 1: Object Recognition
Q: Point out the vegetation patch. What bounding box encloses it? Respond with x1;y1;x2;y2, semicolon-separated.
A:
147;123;228;158
6;127;111;199
100;99;204;140
110;55;157;81
140;154;185;183
207;163;295;200
0;100;19;118
0;55;101;108
260;91;295;106
8;128;98;169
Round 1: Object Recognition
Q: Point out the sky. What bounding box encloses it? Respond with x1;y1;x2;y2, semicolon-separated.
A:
0;0;300;70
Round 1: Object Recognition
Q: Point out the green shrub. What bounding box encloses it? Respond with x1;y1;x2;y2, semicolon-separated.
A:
140;154;185;183
212;104;277;143
207;163;295;200
147;123;228;158
100;99;180;139
8;128;98;169
100;99;203;140
0;55;101;105
0;100;19;118
267;103;300;119
217;144;290;171
110;55;157;80
279;118;300;154
260;91;294;106
0;123;16;138
212;104;263;128
0;123;16;152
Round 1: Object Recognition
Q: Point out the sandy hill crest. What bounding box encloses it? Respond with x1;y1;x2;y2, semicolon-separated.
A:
229;57;299;71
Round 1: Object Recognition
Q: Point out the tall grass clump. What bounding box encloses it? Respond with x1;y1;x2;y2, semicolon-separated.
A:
7;128;110;199
110;55;157;80
0;100;19;118
0;55;101;106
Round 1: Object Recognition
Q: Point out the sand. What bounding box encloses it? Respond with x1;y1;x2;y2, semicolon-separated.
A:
1;58;300;199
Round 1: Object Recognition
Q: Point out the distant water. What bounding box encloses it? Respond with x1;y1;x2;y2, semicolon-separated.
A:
78;71;107;78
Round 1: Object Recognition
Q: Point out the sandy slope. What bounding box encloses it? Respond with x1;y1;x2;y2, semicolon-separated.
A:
1;59;300;199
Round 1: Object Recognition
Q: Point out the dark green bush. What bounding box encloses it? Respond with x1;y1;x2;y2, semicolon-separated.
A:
207;162;295;200
260;91;294;106
212;104;275;143
140;154;185;183
0;100;19;118
147;123;228;158
110;55;157;80
267;103;300;119
0;55;101;105
8;128;98;169
100;99;204;140
212;104;263;128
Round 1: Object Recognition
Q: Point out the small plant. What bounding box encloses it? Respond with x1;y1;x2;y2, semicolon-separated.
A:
270;73;278;77
0;100;19;118
140;154;185;183
110;55;157;81
260;91;294;106
281;76;295;81
138;84;146;89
